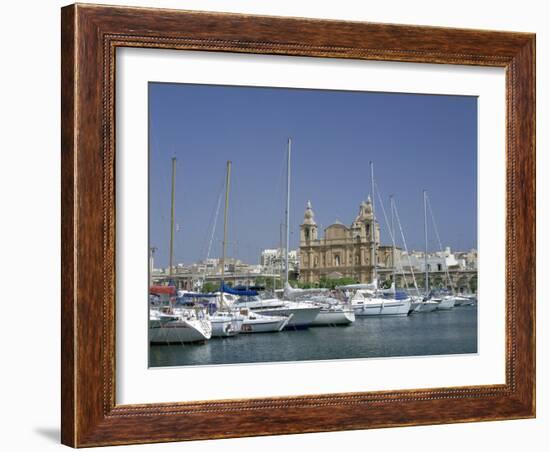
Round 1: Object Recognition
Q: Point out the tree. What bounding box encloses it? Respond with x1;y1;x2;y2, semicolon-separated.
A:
380;277;393;289
457;275;469;293
202;281;219;293
469;274;478;293
318;276;357;290
432;274;444;289
416;276;425;290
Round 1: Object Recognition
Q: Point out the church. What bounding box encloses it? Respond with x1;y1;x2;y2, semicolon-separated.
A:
299;198;395;284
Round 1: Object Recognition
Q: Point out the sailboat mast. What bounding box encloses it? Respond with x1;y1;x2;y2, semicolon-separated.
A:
168;157;176;278
423;189;429;294
390;195;396;290
285;138;291;286
279;222;283;289
221;161;232;294
370;161;377;284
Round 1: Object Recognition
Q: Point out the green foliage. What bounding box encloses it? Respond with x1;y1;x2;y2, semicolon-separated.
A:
291;280;317;289
470;274;478;292
317;276;358;290
201;281;219;293
380;277;392;289
431;275;444;289
257;276;283;290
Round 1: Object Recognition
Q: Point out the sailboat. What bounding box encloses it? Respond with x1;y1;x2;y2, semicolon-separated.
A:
250;138;321;328
149;312;212;344
419;190;455;311
204;160;245;337
384;195;429;313
351;289;412;316
175;290;242;338
237;309;290;333
149;158;212;344
282;284;355;326
351;162;411;317
215;161;289;334
453;294;475;306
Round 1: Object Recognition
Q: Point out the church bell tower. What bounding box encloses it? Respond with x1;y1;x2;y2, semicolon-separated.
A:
300;200;318;245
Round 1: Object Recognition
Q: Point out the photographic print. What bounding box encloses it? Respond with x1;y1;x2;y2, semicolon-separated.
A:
147;82;478;368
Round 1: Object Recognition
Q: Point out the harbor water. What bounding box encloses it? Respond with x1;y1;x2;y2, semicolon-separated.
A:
149;305;477;367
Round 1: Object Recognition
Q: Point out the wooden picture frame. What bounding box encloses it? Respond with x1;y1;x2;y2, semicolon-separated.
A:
61;3;535;447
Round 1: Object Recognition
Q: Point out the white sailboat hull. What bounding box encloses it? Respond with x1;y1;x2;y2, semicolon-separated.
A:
354;299;411;317
256;306;321;328
210;317;243;337
414;301;439;313
240;315;289;333
311;308;355;325
453;296;475;306
435;297;455;310
149;318;212;344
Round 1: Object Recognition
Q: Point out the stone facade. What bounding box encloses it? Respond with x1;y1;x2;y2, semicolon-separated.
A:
299;199;394;284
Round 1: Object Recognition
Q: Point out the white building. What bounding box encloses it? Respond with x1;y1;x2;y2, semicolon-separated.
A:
260;248;299;273
397;246;476;273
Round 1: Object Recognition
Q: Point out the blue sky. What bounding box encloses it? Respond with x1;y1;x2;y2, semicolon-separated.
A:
149;82;477;268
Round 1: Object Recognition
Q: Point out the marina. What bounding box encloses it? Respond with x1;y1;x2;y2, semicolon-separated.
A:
148;86;479;367
150;304;478;367
149;136;479;366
